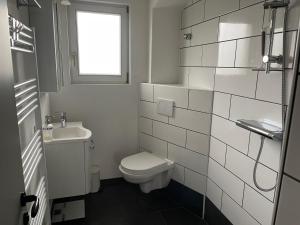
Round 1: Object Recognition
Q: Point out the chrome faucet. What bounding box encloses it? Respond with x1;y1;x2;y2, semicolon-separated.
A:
45;112;67;128
59;112;67;128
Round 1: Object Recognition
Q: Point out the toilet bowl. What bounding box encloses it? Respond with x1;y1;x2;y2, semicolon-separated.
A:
119;152;174;193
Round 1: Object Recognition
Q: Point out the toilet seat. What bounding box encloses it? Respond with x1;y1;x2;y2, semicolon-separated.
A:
120;152;170;176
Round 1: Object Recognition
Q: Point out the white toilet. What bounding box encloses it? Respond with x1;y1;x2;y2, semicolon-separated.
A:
119;152;174;193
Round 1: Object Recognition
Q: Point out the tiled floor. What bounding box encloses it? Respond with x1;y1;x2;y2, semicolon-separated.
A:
53;180;207;225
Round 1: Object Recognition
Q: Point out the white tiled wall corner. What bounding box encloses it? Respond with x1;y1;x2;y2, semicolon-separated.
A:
153;121;186;147
206;178;222;209
208;158;244;204
248;132;281;172
215;68;257;98
140;133;168;158
188;89;213;113
221;193;260;225
243;185;274;225
229;95;283;125
172;163;185;184
213;92;231;118
235;36;261;68
185;168;207;194
204;0;239;20
139;101;168;123
179;67;190;87
182;0;205;28
140;83;154;102
169;107;211;134
191;18;219;46
154;84;188;108
186;130;210;155
225;146;277;201
139;117;153;135
180;46;202;66
217;41;237;67
209;137;227;166
168;143;208;175
218;3;264;41
211;115;250;154
275;175;300;225
188;67;215;90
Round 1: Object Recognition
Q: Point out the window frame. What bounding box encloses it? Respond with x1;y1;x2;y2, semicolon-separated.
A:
68;1;129;84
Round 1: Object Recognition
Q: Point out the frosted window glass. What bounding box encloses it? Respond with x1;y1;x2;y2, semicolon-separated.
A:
76;11;121;76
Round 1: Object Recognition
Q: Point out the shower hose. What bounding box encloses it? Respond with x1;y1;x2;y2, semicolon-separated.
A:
253;5;288;192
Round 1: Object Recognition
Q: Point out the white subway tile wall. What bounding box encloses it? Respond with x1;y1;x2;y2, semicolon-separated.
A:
138;1;299;224
177;1;298;225
139;83;212;196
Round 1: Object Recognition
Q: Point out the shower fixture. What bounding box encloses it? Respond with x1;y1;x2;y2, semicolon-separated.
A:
183;33;192;40
237;0;290;192
261;0;290;74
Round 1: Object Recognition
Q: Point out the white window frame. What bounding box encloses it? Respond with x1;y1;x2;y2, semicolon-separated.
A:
68;1;129;84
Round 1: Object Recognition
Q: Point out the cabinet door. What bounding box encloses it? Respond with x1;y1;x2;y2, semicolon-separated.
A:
46;142;86;199
29;0;62;92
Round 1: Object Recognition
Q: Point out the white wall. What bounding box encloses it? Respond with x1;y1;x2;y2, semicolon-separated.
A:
50;0;149;179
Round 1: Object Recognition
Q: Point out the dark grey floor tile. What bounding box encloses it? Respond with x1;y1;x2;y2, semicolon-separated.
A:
52;180;207;225
122;212;166;225
162;207;205;225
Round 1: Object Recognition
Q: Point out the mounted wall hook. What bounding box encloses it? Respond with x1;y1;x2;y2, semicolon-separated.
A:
183;33;192;40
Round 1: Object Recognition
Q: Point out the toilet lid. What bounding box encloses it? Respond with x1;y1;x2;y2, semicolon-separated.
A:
120;152;168;176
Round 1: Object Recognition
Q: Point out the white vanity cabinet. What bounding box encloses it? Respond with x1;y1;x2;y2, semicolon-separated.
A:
44;122;92;199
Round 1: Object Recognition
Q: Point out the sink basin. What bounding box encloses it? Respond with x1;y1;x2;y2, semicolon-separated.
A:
44;122;92;144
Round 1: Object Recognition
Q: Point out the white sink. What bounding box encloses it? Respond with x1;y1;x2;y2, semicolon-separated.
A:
44;122;92;144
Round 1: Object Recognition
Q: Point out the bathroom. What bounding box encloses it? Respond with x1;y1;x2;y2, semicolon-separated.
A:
1;0;300;224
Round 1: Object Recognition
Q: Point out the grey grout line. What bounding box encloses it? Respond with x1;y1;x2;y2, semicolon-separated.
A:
206;176;263;225
210;132;279;174
209;156;277;204
180;65;294;70
140;131;209;158
228;94;232;119
247;132;251;156
140;115;211;137
182;1;263;30
254;71;259;99
224;145;228;167
213;90;285;106
242;182;246;207
234;40;238;67
180;29;297;49
141;100;213;115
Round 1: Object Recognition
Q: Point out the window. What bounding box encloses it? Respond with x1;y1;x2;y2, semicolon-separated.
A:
68;2;129;84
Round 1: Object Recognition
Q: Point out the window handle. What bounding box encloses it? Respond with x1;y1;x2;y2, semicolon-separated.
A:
70;52;78;74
